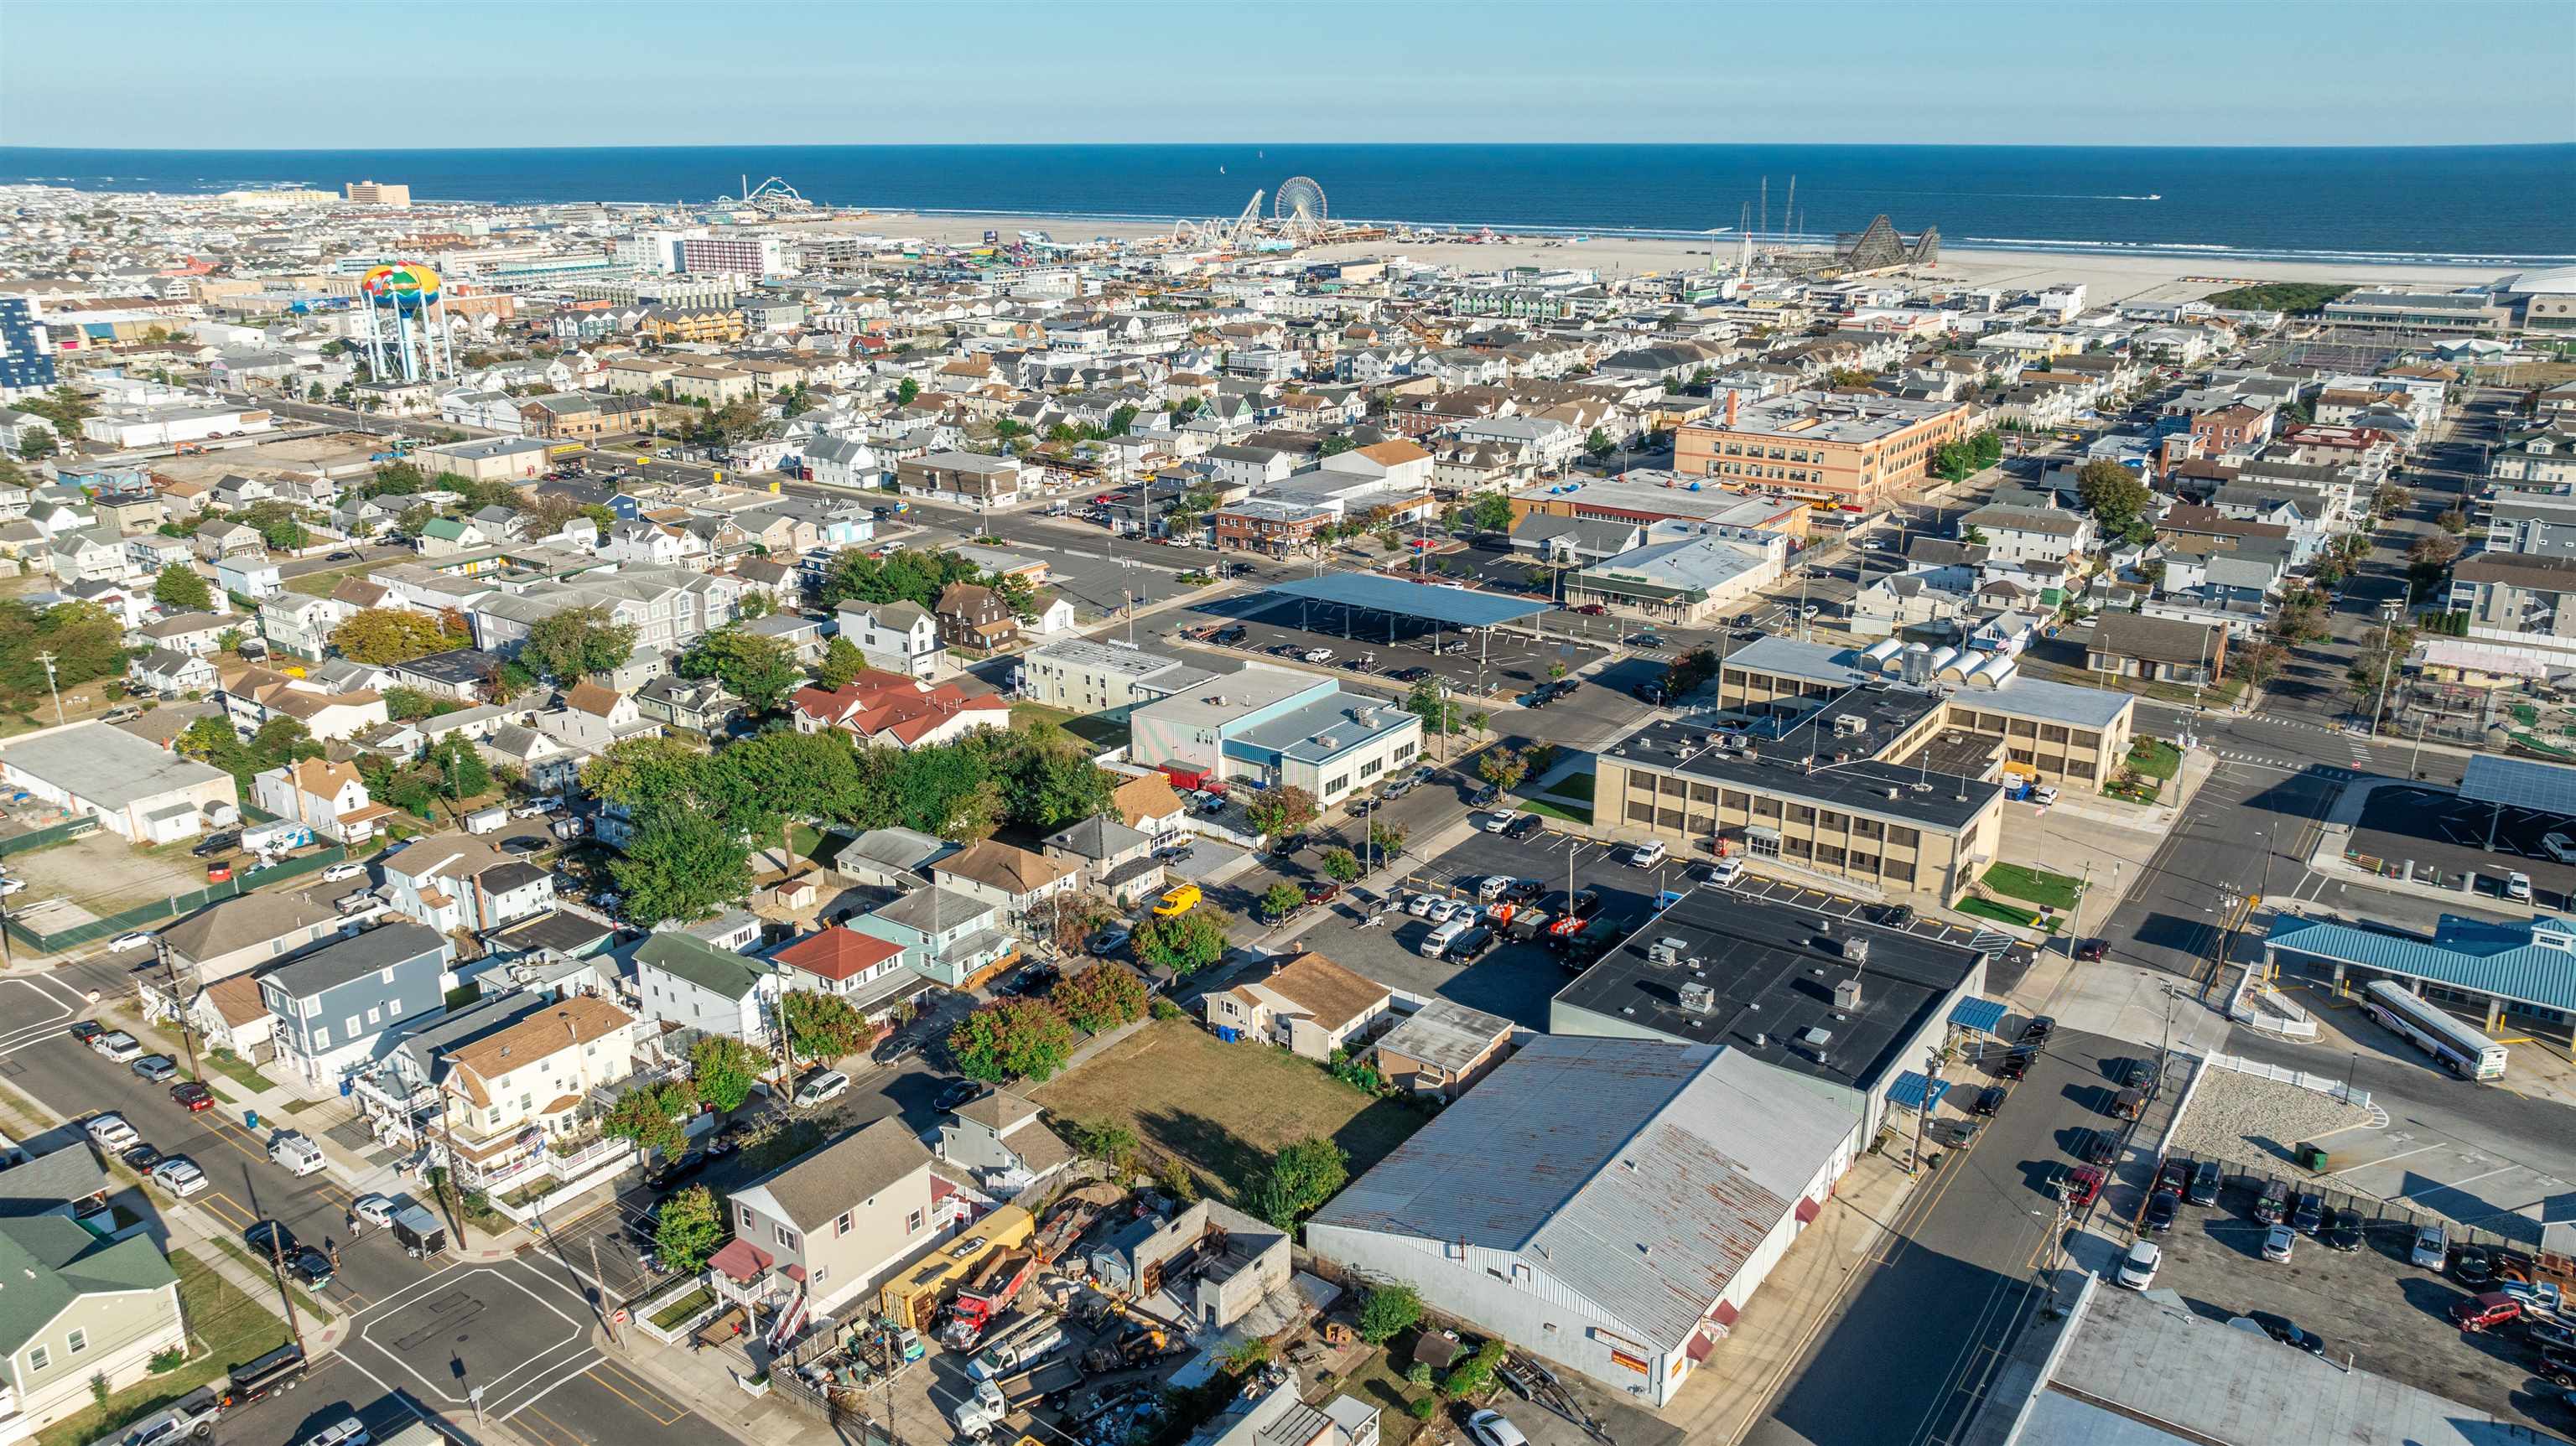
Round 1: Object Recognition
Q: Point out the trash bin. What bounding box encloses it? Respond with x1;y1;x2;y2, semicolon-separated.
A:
244;1109;259;1130
2295;1143;2329;1172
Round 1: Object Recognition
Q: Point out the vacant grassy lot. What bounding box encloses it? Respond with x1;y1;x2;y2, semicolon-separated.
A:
37;1249;289;1446
1035;1019;1426;1204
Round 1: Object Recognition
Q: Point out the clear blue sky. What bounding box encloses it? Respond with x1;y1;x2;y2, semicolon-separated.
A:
4;0;2571;149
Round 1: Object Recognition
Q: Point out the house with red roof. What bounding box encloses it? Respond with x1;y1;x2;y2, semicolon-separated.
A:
787;669;1009;750
769;925;934;1022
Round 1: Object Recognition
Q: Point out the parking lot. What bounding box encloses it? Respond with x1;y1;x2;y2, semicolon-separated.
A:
3;825;224;930
2349;783;2576;905
1169;591;1612;702
2134;1169;2568;1433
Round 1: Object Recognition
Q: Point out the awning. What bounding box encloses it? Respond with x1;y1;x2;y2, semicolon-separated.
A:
1794;1197;1821;1225
1886;1071;1950;1112
1946;998;2010;1035
706;1237;775;1283
1711;1302;1738;1328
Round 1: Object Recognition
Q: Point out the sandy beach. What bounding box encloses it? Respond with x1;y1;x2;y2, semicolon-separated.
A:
857;210;2500;307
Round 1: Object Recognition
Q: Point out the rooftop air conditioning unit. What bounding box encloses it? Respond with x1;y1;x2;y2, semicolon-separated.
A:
1679;982;1716;1014
1844;937;1870;965
1833;713;1868;738
1833;977;1863;1010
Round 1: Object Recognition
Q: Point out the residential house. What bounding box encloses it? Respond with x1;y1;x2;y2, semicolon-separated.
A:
380;832;558;935
157;890;351;987
182;974;281;1065
415;994;642;1196
1961;505;2096;569
1040;815;1163;906
849;886;1015;990
633;673;742;733
1111;771;1190;847
933;583;1021;653
634;931;778;1046
257;922;454;1088
2084;614;2229;687
136;611;243;657
722;1116;945;1319
257;592;351;659
127;645;216;696
1204;951;1393;1061
769;924;932;1023
836;601;943;679
0;1215;185;1441
249;756;397;845
930;840;1080;925
789;671;1009;749
936;1091;1074;1200
542;681;659;754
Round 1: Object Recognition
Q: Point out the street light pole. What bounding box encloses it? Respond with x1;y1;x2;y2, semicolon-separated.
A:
2369;600;2401;738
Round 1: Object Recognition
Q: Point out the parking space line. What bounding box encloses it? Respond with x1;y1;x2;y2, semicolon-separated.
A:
198;1190;252;1230
518;1407;581;1446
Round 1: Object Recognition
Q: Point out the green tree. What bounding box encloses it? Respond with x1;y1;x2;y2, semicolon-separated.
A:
330;607;458;665
611;808;752;925
1251;1135;1349;1229
948;997;1078;1084
382;686;454;721
1464;492;1514;532
1478;747;1531;790
709;728;862;841
1050;963;1149;1034
425;733;490;801
152;564;214;614
2075;459;2151;532
1320;847;1361;883
651;1184;727;1275
1107;404;1140;436
687;1034;771;1113
603;1079;698;1158
0;599;132;702
999;739;1116;832
19;431;59;461
1244;785;1318;840
895;377;921;405
520;605;640;685
1317;434;1356;458
1066;1118;1139;1177
781;988;869;1063
812;635;867;691
584;734;710;814
1357;1283;1423;1345
237;500;312;551
1261;881;1308;921
1583;428;1616;462
1402;676;1460;736
1131;908;1232;978
676;626;802;713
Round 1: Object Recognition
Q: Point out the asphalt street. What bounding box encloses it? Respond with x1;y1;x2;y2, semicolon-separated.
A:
1748;1028;2135;1446
0;1002;719;1446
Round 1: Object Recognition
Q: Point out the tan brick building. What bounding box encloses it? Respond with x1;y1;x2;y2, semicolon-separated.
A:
1674;391;1976;511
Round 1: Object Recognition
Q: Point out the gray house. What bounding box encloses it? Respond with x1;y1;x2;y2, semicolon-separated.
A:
935;1091;1073;1199
257;922;453;1090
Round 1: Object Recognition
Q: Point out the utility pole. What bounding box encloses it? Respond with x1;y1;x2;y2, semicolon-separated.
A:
263;1228;309;1357
158;938;197;1078
439;1086;472;1252
590;1235;618;1345
34;651;60;726
2369;599;2402;738
1909;1044;1939;1173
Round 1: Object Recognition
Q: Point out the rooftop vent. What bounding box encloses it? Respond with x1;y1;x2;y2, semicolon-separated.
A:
1845;937;1871;965
1752;1031;1767;1049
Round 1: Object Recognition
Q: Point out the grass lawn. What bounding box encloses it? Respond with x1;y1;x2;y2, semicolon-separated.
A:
648;1285;716;1332
1331;1339;1438;1443
151;1026;278;1094
1010;701;1078;731
1514;796;1592;826
207;1236;333;1327
284;563;373;599
36;1249;290;1446
1981;863;2084;911
1536;771;1595;802
0;1081;52;1138
1960;896;2059;933
1035;1019;1427;1205
2125;739;2182;782
787;823;825;860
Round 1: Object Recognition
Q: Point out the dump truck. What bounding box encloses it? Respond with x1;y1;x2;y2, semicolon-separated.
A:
941;1246;1037;1348
950;1359;1086;1438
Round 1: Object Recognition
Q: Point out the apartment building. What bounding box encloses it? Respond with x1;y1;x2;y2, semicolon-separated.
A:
1674;391;1976;511
257;923;453;1089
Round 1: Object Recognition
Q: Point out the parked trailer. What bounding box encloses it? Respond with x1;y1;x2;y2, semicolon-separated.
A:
2360;980;2508;1081
878;1205;1036;1333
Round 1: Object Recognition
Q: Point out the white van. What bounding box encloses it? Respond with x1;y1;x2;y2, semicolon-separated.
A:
268;1133;326;1178
1420;918;1471;958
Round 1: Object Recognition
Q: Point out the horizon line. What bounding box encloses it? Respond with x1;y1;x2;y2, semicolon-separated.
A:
4;139;2572;155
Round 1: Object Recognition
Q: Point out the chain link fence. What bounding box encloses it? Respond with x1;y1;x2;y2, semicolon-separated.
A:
3;842;349;954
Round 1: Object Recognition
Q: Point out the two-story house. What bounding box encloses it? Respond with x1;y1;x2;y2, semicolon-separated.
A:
380;833;557;935
427;994;641;1197
249;757;397;845
723;1116;945;1321
257;922;453;1089
634;931;777;1046
788;671;1010;750
0;1215;186;1442
935;1090;1074;1200
1204;951;1393;1063
158;890;351;987
768;925;936;1024
835;601;943;680
929;840;1080;925
933;583;1020;654
849;887;1015;990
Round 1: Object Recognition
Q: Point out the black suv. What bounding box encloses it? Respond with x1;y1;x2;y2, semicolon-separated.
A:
2188;1158;2222;1205
1970;1086;2007;1117
2290;1191;2327;1234
1504;814;1544;841
1997;1050;2033;1081
2142;1191;2179;1234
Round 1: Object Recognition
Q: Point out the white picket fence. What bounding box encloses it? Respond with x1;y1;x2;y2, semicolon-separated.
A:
2205;1050;2371;1112
2226;966;2320;1039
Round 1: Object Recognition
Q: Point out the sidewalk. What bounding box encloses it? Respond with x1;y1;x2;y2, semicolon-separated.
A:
589;1320;844;1446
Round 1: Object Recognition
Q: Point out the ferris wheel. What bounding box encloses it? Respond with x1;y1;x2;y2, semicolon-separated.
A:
1273;176;1327;238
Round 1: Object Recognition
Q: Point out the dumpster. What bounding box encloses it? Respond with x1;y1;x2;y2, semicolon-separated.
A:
2295;1143;2330;1172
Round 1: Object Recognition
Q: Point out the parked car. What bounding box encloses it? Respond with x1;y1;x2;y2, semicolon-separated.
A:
2021;1016;2055;1045
91;1030;143;1062
190;832;239;858
934;1080;983;1113
299;1417;369;1446
352;1195;397;1230
1701;858;1743;885
169;1081;213;1112
2452;1292;2521;1332
2322;1209;2365;1252
2189;1158;2222;1205
1970;1086;2006;1117
1466;1411;1528;1446
67;1020;101;1045
2115;1239;2160;1289
2254;1178;2291;1225
2526;1318;2576;1353
2451;1242;2494;1284
1997;1050;2033;1081
1304;880;1341;907
131;1054;178;1083
1628;840;1668;868
793;1070;850;1109
2083;1132;2120;1167
2261;1224;2298;1263
85;1112;138;1151
2506;870;2534;902
872;1035;922;1067
2544;832;2576;865
2412;1221;2449;1269
2075;938;2108;961
319;862;365;884
150;1156;207;1198
2031;785;2060;806
106;930;155;952
2249;1314;2326;1355
2155;1158;2191;1196
2290;1192;2326;1234
2142;1191;2179;1234
1481;811;1514;833
1152;883;1202;916
1504;814;1543;841
2059;1167;2105;1210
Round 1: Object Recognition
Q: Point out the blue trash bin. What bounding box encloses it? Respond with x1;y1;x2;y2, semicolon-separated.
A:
244;1109;259;1130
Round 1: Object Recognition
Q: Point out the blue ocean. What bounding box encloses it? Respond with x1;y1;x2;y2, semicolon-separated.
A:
3;143;2570;267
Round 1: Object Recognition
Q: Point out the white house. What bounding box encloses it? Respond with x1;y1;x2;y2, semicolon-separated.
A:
633;931;778;1045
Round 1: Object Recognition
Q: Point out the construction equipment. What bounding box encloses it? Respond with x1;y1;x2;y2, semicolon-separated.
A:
1080;1320;1178;1375
950;1358;1087;1438
1031;1198;1101;1266
942;1246;1038;1349
877;1205;1035;1332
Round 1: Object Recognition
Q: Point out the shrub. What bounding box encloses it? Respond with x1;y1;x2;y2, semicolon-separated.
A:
1358;1283;1424;1345
1408;1398;1438;1421
1440;1339;1506;1399
148;1346;187;1374
1150;997;1183;1021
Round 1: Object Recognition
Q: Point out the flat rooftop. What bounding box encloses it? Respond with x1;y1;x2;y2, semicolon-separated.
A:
1518;472;1809;525
1726;636;2133;731
1551;884;1987;1098
1690;390;1959;446
0;721;231;810
1609;704;2001;832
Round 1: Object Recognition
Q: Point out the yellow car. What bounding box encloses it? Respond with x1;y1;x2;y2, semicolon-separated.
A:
1152;884;1202;917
